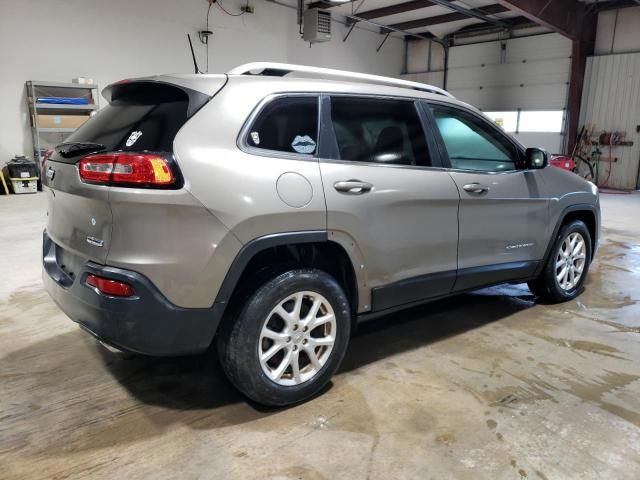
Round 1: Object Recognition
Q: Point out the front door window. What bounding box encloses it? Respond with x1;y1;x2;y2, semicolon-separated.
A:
430;104;519;172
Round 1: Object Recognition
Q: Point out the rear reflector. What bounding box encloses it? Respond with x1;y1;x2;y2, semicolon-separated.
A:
79;153;176;187
86;274;135;297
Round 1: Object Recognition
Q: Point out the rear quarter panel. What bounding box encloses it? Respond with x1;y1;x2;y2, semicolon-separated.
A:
106;187;241;308
173;79;327;242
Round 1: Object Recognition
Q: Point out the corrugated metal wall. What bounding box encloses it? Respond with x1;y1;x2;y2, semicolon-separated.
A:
579;53;640;190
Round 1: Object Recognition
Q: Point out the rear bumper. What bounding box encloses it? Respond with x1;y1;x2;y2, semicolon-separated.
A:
42;231;221;356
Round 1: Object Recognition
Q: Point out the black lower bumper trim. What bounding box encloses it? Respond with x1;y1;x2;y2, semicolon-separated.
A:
43;231;220;356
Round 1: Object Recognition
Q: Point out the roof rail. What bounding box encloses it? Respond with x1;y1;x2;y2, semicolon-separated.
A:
227;62;454;98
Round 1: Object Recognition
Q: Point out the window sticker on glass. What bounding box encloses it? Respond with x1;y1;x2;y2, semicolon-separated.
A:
246;96;318;154
291;135;316;154
126;130;143;147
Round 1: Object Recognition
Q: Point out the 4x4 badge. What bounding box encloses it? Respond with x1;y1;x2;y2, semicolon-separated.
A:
126;131;143;147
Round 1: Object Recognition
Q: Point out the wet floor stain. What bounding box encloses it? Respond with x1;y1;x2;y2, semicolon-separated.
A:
533;335;628;360
482;367;640;428
534;471;549;480
270;466;329;480
578;237;640;310
577;314;640;334
561;371;640;427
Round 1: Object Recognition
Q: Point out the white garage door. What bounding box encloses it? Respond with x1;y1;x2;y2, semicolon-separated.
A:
404;33;572;154
448;34;571;153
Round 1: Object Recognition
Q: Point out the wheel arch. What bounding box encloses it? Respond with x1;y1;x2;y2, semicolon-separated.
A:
535;203;599;277
212;231;363;334
562;209;597;255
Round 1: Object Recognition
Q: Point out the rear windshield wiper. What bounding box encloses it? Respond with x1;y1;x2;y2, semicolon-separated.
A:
55;142;106;158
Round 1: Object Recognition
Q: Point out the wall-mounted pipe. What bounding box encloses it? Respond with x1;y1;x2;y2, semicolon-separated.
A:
443;42;449;90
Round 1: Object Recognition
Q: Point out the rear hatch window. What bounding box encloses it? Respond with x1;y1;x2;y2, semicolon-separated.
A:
50;81;210;163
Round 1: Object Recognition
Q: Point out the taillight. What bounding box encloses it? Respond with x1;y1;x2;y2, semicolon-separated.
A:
86;274;135;297
78;153;176;187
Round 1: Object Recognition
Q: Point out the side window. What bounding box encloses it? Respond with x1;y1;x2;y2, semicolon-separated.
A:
430;104;518;172
329;97;430;167
247;96;318;155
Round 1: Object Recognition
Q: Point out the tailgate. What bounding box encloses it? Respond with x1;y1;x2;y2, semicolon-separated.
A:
44;161;112;264
43;76;225;267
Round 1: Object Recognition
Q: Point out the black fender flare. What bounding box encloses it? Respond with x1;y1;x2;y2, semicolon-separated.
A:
533;203;599;278
210;231;329;325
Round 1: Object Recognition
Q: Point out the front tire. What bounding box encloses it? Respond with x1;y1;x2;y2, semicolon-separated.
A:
528;219;592;302
217;269;351;407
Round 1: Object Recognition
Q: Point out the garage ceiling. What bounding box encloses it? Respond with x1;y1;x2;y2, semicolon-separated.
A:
312;0;637;39
334;0;521;38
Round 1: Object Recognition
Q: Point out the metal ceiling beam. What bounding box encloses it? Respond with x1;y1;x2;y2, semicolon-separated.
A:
461;15;536;30
356;0;436;20
344;12;443;42
317;0;508;29
416;15;535;39
307;0;355;9
418;0;509;28
492;0;588;39
580;0;638;10
596;0;640;11
390;4;509;30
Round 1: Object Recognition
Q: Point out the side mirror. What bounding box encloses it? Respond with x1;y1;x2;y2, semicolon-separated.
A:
525;147;549;169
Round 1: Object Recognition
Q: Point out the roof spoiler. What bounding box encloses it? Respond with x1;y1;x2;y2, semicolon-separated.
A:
102;80;213;117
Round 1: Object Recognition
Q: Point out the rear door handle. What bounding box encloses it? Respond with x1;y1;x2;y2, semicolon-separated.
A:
334;180;373;195
462;183;489;194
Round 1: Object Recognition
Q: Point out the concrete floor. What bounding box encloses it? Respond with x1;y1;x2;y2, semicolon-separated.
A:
1;191;640;480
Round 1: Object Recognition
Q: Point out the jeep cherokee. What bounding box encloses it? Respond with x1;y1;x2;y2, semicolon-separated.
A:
42;63;600;406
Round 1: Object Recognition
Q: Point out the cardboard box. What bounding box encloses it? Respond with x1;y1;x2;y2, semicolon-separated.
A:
35;114;90;129
11;179;38;194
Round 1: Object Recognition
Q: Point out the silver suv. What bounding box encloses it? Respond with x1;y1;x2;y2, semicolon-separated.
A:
43;63;600;406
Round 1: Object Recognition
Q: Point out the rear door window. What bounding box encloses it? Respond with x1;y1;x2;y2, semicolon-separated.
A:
328;97;430;167
246;96;319;155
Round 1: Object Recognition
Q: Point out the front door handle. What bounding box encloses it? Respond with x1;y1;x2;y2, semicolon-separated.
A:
463;183;489;194
334;180;373;195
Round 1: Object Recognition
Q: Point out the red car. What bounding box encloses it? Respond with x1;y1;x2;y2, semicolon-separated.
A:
550;155;576;172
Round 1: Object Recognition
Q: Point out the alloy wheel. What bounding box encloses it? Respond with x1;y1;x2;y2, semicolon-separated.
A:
555;232;587;291
258;291;337;386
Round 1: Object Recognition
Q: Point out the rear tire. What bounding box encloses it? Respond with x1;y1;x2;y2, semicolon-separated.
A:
528;219;592;303
217;269;351;407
